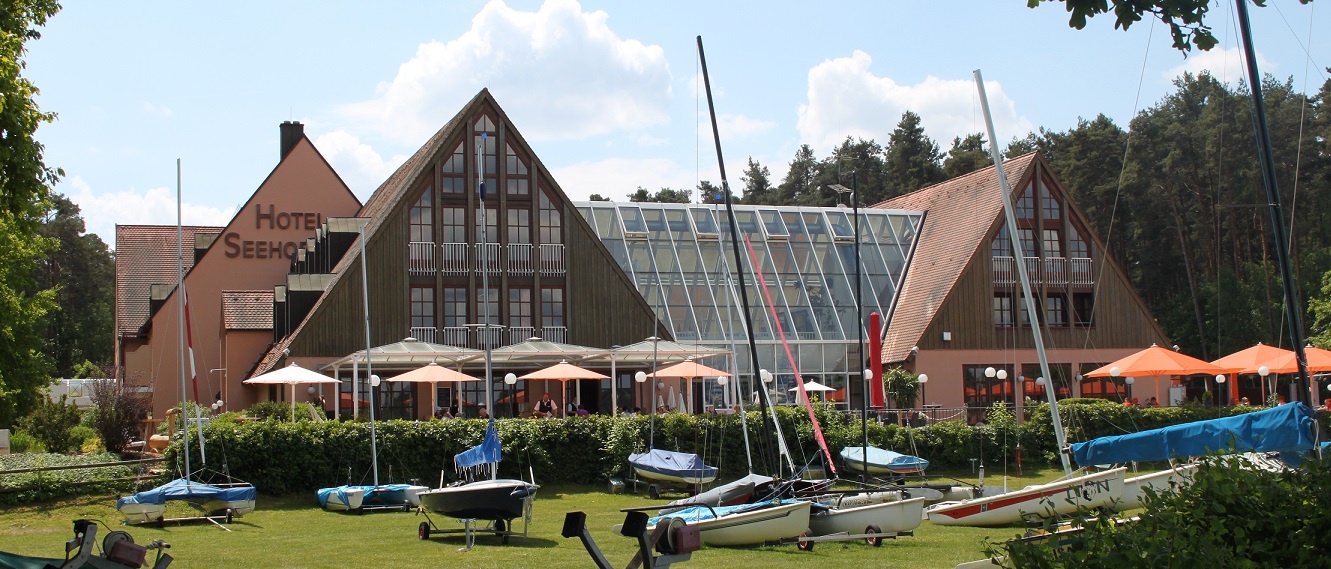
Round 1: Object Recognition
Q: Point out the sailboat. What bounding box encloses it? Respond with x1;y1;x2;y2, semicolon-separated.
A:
414;132;538;544
316;222;427;512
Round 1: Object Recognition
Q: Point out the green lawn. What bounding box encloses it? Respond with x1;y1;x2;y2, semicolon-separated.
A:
0;468;1070;569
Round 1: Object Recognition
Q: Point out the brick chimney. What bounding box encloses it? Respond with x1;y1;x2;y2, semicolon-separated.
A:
279;121;304;160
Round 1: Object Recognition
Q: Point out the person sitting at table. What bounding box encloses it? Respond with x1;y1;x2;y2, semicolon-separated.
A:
533;392;556;418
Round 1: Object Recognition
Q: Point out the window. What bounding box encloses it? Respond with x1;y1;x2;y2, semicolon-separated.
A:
542;287;565;328
478;286;500;327
1016;185;1035;221
409;185;433;243
476;205;498;243
1069;226;1089;259
509;287;532;329
1042;229;1062;257
991;224;1012;257
442;142;466;194
473;116;497;198
964;364;1014;424
411;285;434;328
1040;182;1061;221
1073;292;1095;326
1046;294;1067;326
442;287;467;328
993;294;1014;327
508;209;530;244
539;187;563;244
505;143;529;196
442;207;466;244
1019;228;1037;257
1018;295;1041;326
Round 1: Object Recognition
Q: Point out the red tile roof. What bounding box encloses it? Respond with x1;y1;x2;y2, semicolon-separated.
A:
222;290;274;330
871;153;1038;363
115;225;223;336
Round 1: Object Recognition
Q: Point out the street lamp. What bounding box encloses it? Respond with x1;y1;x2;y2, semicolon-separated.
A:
504;373;517;418
1258;365;1271;404
1215;374;1227;406
917;373;928;410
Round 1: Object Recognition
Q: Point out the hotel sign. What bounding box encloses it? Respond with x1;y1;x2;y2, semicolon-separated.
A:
223;204;324;260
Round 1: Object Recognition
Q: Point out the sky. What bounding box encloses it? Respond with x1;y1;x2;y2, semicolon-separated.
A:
22;1;1328;247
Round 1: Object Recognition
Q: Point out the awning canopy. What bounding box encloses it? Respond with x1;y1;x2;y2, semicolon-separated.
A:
320;337;483;372
594;338;731;365
649;360;732;379
488;337;610;367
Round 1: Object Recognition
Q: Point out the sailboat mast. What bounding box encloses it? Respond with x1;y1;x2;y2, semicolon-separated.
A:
361;224;380;487
177;159;191;480
478;133;496;480
974;70;1072;477
697;36;779;477
1235;0;1311;403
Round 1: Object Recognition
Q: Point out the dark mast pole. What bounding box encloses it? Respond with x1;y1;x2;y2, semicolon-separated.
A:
697;36;779;477
1236;0;1311;404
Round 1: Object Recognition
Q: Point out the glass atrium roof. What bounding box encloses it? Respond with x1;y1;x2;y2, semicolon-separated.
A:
575;202;923;374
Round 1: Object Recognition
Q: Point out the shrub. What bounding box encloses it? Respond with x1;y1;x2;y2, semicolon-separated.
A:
245;400;298;422
88;379;151;453
68;426;97;450
9;431;43;453
0;452;142;505
16;396;83;453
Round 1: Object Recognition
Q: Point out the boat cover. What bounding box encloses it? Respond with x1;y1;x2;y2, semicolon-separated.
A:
649;498;799;525
1071;402;1317;467
839;445;930;472
317;484;415;508
117;477;256;509
628;449;718;481
455;418;502;471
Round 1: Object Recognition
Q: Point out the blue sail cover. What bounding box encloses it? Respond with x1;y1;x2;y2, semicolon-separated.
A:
116;477;256;509
628;449;718;481
840;445;930;473
455;418;502;470
1071;403;1317;467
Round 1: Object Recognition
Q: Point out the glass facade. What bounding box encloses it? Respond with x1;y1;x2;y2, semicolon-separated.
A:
577;202;922;405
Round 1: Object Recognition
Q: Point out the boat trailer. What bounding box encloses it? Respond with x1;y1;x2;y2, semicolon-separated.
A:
414;498;533;550
563;510;700;569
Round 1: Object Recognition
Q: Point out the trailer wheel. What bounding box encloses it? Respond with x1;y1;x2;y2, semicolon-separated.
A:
865;525;882;547
226;509;234;525
496;519;509;544
797;532;815;551
418;521;430;540
648;485;661;500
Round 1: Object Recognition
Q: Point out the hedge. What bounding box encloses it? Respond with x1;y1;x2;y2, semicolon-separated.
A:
164;401;1268;495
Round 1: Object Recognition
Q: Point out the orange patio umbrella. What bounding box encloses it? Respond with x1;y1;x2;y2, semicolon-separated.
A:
1211;342;1296;373
384;362;480;413
1085;344;1227;377
648;360;732;379
519;361;609;417
1246;345;1331;374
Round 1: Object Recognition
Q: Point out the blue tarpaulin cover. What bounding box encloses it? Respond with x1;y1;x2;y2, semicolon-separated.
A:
317;484;415;508
117;477;256;509
1071;402;1316;467
628;449;718;481
839;445;930;473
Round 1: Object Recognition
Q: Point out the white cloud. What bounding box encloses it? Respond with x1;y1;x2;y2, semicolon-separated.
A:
141;102;173;118
64;176;236;247
340;0;672;144
797;50;1032;154
1164;47;1272;83
717;114;775;139
314;130;407;200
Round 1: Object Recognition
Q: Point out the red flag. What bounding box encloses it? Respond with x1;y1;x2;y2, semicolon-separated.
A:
869;312;885;408
182;285;200;404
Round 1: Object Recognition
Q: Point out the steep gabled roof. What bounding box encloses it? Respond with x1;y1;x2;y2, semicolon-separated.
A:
872;153;1038;363
115;224;223;336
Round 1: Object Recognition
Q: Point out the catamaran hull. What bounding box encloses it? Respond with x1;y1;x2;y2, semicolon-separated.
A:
631;465;718;485
364;485;429;508
809;496;925;536
417;479;537;521
926;467;1126;527
1115;464;1197;511
118;502;166;524
200;497;255;517
691;501;812;547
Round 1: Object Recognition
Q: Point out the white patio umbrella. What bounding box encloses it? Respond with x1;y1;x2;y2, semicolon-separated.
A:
243;363;341;422
789;380;835;404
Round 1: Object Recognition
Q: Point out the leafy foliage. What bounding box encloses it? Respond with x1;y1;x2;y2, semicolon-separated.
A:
882;366;922;411
88;379;150;453
16;394;81;453
0;451;140;505
994;453;1331;567
8;430;41;453
36;195;114;378
1026;0;1283;53
245;400;303;422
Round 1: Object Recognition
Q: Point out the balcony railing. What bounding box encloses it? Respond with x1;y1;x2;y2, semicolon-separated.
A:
477;243;501;274
540;326;567;344
408;242;435;275
992;255;1093;287
441;243;468;274
439;327;469;347
408;326;437;344
509;326;536;344
539;244;565;275
508;244;533;274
